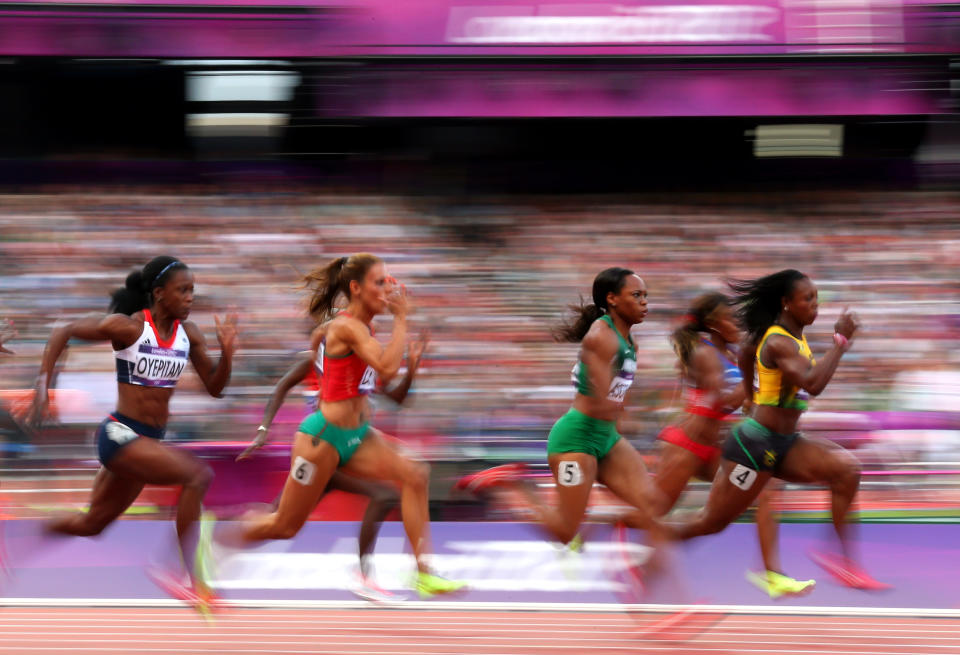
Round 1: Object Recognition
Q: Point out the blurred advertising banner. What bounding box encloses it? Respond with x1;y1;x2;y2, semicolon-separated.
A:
0;0;955;57
311;61;945;116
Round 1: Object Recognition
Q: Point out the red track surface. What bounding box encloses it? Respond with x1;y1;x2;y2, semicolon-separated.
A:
1;607;958;655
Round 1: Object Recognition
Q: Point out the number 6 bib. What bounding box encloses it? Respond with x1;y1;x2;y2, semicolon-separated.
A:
291;456;316;486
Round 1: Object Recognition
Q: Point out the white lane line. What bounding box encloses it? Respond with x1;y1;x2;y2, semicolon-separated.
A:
0;646;945;655
2;598;960;618
0;627;958;642
0;653;457;655
0;617;960;644
0;613;957;631
0;636;955;650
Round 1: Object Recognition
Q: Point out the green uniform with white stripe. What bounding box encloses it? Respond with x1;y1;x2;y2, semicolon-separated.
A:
547;315;637;460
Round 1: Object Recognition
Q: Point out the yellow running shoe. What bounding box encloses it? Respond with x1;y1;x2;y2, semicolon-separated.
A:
194;511;217;587
746;570;816;599
412;571;467;599
192;512;223;620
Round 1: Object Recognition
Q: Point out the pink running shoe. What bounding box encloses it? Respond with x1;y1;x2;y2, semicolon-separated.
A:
454;462;528;494
350;569;399;604
148;566;203;603
612;522;646;603
148;566;221;617
809;550;892;591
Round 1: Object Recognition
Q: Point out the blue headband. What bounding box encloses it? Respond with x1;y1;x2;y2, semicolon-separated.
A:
152;261;182;287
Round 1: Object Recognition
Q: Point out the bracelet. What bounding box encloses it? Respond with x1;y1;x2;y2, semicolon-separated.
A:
257;425;269;432
833;333;849;350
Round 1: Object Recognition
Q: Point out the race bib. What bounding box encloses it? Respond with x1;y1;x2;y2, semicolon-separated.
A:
729;463;758;491
607;375;632;402
558;461;583;487
359;365;377;393
291;456;316;486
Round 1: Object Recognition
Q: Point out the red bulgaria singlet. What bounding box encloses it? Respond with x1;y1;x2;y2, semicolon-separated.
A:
318;313;377;402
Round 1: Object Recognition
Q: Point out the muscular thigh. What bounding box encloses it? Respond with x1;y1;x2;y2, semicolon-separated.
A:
341;428;418;485
108;437;199;486
596;438;659;510
656;442;706;506
702;458;773;524
86;467;145;525
327;471;398;497
547;451;597;521
778;435;855;485
275;432;340;525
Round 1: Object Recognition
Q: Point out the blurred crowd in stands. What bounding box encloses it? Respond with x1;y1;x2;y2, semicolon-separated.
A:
1;188;958;464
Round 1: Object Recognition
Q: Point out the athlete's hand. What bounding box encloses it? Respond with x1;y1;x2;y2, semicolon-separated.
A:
387;281;409;318
408;330;429;372
24;387;50;432
834;307;861;340
237;426;268;461
215;313;239;357
0;319;16;355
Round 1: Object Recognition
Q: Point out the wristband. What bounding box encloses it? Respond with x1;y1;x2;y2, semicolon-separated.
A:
833;333;849;350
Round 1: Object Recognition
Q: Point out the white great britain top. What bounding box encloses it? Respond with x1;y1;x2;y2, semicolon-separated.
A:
114;309;190;388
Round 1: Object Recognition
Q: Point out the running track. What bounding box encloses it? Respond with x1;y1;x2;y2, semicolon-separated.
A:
1;606;960;655
3;521;959;654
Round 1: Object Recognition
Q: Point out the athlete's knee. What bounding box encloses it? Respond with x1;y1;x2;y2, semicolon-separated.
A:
693;509;731;537
186;461;214;491
415;460;430;484
830;450;861;493
648;484;674;518
274;523;301;540
702;518;730;536
400;460;429;492
71;512;113;537
270;515;306;540
370;485;400;510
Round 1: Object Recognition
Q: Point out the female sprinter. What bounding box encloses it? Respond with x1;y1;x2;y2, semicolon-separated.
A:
234;254;463;598
671;269;888;589
658;292;814;598
235;327;428;601
459;267;663;551
27;256;237;608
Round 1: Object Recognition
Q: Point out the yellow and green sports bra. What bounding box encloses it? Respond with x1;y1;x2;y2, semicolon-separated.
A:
754;325;815;410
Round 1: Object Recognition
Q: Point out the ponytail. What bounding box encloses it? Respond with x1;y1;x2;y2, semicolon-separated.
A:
303;253;380;323
553;267;634;343
109;271;149;315
108;255;187;315
553;298;604;343
670;291;728;376
728;269;807;345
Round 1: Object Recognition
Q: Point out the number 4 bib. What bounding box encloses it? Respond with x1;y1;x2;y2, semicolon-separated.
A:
729;463;758;491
